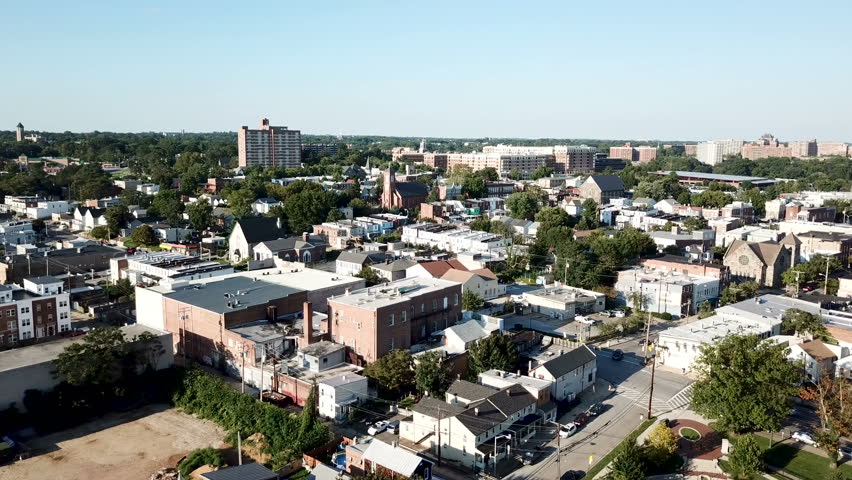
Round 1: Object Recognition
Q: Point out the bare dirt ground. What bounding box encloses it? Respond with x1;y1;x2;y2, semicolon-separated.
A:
0;404;226;480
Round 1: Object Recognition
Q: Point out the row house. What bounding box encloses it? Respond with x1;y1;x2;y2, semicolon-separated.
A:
614;267;721;317
402;223;506;255
0;220;37;246
0;276;72;347
72;207;108;232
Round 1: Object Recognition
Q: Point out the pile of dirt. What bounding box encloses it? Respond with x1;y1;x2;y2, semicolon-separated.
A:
189;464;220;479
241;433;272;465
150;467;179;480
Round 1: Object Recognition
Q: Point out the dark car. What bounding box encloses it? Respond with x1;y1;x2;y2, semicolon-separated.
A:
612;349;624;361
587;403;604;416
562;470;585;480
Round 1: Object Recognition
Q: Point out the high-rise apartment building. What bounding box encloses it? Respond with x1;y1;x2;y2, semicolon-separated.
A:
15;123;24;142
609;143;657;163
609;143;635;162
481;144;596;173
635;146;658;163
696;139;745;166
237;118;302;169
817;142;849;157
445;152;550;177
741;134;792;160
789;140;817;158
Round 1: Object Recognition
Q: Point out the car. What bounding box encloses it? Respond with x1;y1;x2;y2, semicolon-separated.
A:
613;310;626;318
562;471;585;480
522;450;543;465
587;403;604;416
559;423;578;438
838;445;852;460
573;412;590;426
387;421;400;435
791;431;816;445
612;349;624;361
368;420;389;435
575;316;596;325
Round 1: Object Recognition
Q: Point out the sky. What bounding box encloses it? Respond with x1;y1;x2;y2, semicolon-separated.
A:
3;1;852;141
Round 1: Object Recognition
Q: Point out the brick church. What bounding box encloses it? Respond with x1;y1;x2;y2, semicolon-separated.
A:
381;168;428;210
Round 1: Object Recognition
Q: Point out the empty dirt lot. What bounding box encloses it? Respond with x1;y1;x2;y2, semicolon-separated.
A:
0;404;226;480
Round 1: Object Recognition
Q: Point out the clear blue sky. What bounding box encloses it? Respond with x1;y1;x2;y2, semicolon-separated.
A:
4;1;851;141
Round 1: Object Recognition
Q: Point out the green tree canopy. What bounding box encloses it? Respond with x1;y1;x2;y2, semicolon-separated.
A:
608;439;646;480
364;349;415;395
506;191;541;220
90;225;109;240
415;350;450;397
728;434;763;479
461;290;485;311
150;189;185;226
691;334;801;433
468;335;519;377
130;224;159;246
186;198;213;232
781;308;829;340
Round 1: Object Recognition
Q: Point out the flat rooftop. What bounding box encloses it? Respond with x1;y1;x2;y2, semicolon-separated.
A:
657;170;775;184
0;324;167;373
718;294;822;320
480;369;552;390
165;277;302;314
525;285;602;304
659;315;772;343
328;277;459;311
149;266;363;294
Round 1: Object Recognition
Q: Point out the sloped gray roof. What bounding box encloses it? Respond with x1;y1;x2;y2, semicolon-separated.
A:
538;345;596;378
456;384;536;435
201;463;277;480
586;175;625;192
446;379;497;401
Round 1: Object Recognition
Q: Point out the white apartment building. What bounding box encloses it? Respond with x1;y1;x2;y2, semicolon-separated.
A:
529;345;597;401
0;276;72;346
657;294;792;371
522;284;605;319
446;152;550;177
2;195;40;216
482;145;597;173
25;200;73;220
137;183;160;195
0;220;37;246
615;267;720;318
238;118;302;169
318;373;369;422
696;140;745;166
402;223;506;254
110;252;234;287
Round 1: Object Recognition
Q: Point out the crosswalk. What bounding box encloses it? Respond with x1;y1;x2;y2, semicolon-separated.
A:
666;383;695;410
615;385;670;415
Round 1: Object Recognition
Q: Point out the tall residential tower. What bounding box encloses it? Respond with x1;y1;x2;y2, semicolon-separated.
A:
237;118;301;169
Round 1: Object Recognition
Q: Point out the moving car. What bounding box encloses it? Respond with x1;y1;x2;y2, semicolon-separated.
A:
522;450;544;465
368;420;389;435
387;421;400;435
612;349;624;361
791;431;816;446
559;423;578;438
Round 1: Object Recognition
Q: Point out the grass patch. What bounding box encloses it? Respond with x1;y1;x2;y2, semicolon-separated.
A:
718;459;764;480
287;468;310;480
584;418;656;480
398;396;416;409
748;435;852;480
679;427;701;441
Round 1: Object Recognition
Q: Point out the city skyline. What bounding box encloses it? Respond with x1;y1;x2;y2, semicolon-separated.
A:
4;1;852;140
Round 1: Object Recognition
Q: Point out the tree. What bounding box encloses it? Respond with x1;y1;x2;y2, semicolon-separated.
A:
719;281;760;306
186;198;213;232
469;216;492;233
683;216;708;232
608;440;645;480
462;175;487;198
53;327;130;386
467;335;518;377
508;168;522;181
227;188;255;220
728;434;763;479
299;383;319;439
90;225;109;240
800;375;852;468
364;349;415;395
105;205;131;236
782;308;829;340
691;335;801;433
130;224;159;246
531;165;553;180
281;184;338;234
535;207;572;235
577;198;600;230
150;189;185;226
355;267;383;286
415;350;450;397
461;290;485;311
645;423;678;468
178;448;224;479
506;192;540;220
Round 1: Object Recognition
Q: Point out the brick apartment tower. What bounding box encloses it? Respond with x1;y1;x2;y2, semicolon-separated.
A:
237;118;302;169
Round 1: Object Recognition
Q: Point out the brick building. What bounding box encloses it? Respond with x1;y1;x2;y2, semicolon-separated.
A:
238;118;301;169
381;169;428;210
327;277;463;364
723;240;792;288
0;276;72;347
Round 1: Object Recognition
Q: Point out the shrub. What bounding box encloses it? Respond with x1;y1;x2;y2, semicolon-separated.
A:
179;448;224;478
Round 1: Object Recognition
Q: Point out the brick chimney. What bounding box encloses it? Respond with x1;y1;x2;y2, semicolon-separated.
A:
303;302;314;346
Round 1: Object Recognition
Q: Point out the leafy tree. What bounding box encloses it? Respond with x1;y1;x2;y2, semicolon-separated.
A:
179;448;224;479
105;205;132;236
508;168;522;181
54;327;131;386
105;278;135;300
800;375;852;467
506;192;541;220
462;175;487;198
90;225;109;240
577;198;600;230
691;334;801;433
150;189;185;226
415;350;450;397
608;439;645;480
349;198;369;217
728;434;763;479
469;216;492;233
467;335;518;377
299;383;319;440
683;216;708;232
130;224;159;246
719;281;760;306
781;308;829;340
645;423;677;467
355;267;383;286
281;183;338;234
120;189;151;209
535;207;572;235
461;290;485;311
227;188;255;220
782;255;841;289
364;349;415;395
531;165;553;180
186;198;213;232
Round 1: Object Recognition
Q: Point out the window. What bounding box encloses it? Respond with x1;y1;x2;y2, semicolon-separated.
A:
454;294;459;306
588;373;593;382
433;299;438;311
389;337;395;350
20;306;29;314
6;309;13;317
48;303;52;310
36;304;41;312
21;331;32;340
388;313;395;326
443;297;448;309
6;321;14;330
421;303;425;313
401;310;407;323
21;318;30;327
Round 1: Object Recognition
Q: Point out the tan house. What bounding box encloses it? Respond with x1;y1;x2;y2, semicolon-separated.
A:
440;268;504;300
723;240;792;288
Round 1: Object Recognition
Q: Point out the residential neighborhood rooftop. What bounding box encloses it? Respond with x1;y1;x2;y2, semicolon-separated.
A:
328;277;459;310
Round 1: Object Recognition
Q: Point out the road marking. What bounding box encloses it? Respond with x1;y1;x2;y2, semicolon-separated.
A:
614;385;669;415
666;382;695;410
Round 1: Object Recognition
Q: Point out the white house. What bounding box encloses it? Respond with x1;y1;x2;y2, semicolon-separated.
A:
318;373;368;422
522;284;605;319
25;200;73;220
72;207;107;232
440;268;504;301
252;197;281;215
614;267;720;318
0;220;37;246
443;320;497;354
529;345;597;401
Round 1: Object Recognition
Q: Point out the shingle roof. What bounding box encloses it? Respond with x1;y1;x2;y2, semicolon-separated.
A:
415;260;469;278
394;181;428;198
537;345;596;378
446;379;497;402
779;233;802;246
234;217;286;244
201;463;277;480
371;258;417;272
444;321;489;344
257;236;325;252
337;250;390;266
798;340;837;360
585;175;625;192
727;239;786;267
456;384;536;435
413;396;466;418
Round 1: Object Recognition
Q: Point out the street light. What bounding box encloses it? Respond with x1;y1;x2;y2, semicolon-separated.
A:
493;434;512;476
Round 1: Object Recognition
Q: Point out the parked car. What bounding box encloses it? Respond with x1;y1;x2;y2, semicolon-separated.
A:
387;421;400;435
838;444;852;460
368;420;389;435
522;449;544;465
612;349;624;361
562;471;585;480
559;423;578;438
613;310;626;318
587;403;604;416
573;412;590;427
791;431;816;446
575;316;596;325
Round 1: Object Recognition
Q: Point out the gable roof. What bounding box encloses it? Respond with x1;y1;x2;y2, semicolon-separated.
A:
201;463;277;480
536;345;596;378
444;321;489;344
798;340;837;360
726;239;786;267
470;268;497;279
779;233;802;246
371;258;417;272
446;379;497;402
234;217;286;244
415;260;469;278
336;250;390;266
413;396;466;418
584;175;625;192
394;181;428;198
456;384;536;435
256;236;325;252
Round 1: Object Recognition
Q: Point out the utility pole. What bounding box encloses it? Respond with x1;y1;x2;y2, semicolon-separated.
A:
437;408;442;466
259;346;265;402
643;310;652;364
647;345;657;419
824;259;831;293
556;424;562;479
237;431;243;465
179;307;190;365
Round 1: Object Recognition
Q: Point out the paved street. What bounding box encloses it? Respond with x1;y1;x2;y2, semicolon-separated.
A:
506;334;694;479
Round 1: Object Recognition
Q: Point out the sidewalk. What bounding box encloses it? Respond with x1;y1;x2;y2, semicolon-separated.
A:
558;378;615;423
